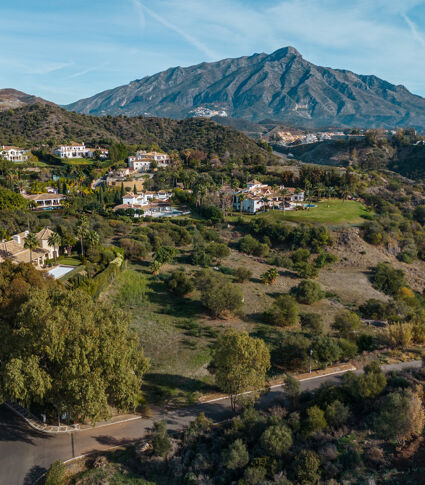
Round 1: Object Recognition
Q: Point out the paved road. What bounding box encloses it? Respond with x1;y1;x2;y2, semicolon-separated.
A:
0;360;421;485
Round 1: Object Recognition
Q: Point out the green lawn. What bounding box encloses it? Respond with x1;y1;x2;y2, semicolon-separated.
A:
259;199;371;225
62;158;94;166
57;255;82;266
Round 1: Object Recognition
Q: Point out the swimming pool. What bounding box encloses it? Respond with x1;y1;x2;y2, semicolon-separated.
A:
48;265;75;279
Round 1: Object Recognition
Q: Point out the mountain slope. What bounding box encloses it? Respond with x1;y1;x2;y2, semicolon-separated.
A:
66;47;425;130
0;104;272;159
0;89;56;111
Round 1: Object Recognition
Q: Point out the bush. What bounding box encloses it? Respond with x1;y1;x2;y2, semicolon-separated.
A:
234;267;252;283
315;252;338;268
371;262;406;296
154;246;177;264
239;235;269;257
274;334;311;370
152;420;172;458
312;335;341;367
166;269;194;297
197;269;243;317
260;424;293;457
267;254;293;269
304;406;327;436
293;262;319;279
45;461;66;485
291;248;310;263
290;280;324;304
264;295;299;327
293;450;321;485
260;267;279;285
332;311;361;338
222;439;249;470
300;313;323;335
192;244;213;267
207;242;230;260
325;400;350;428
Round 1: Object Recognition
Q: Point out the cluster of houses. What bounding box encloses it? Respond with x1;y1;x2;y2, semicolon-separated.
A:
0;228;58;267
127;150;171;171
233;180;305;214
113;189;185;218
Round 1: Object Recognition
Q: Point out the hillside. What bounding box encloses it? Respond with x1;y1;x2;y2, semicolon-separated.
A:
0;88;56;111
65;46;425;130
0;104;272;159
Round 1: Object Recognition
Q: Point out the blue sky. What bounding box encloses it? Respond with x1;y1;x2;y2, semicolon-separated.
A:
1;0;425;104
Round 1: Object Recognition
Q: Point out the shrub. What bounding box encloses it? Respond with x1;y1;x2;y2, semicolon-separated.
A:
274;334;311;370
387;322;414;349
371;262;406;296
267;254;293;269
332;311;361;338
315;252;338;268
304;406;327;436
154;246;177;264
222;439;249;470
291;248;310;263
325;400;350;428
312;335;341;367
300;313;323;335
290;280;324;304
338;338;358;359
233;267;252;283
260;267;279;285
344;361;386;400
192;244;213;267
264;295;299;327
152;420;172;458
207;242;230;260
260;424;293;457
374;390;424;443
239;235;269;257
197;269;243;317
45;461;66;485
293;262;319;279
293;450;321;485
166;269;194;297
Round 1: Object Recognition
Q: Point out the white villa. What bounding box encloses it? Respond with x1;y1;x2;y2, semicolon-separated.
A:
0;145;29;162
0;228;59;267
127;151;171;171
122;190;173;207
233;180;305;214
23;193;66;210
54;142;90;159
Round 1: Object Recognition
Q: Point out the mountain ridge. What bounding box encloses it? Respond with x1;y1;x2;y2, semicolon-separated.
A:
0;88;56;111
65;47;425;130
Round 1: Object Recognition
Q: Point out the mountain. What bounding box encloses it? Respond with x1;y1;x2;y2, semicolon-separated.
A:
0;88;56;111
0;104;273;160
65;47;425;130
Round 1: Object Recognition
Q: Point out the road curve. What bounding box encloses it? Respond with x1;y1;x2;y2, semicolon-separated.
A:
0;360;421;485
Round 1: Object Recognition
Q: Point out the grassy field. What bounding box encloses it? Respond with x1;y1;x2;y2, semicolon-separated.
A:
62;158;95;166
259;199;371;225
57;255;82;266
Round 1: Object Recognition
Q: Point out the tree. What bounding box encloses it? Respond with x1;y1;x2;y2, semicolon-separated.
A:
290;280;323;304
152;420;172;458
238;193;246;213
264;294;299;327
294;262;319;279
284;373;300;407
374;389;424;443
325;400;350;428
0;284;149;423
332;311;361;339
372;262;406;296
344;361;386;401
166;269;194;297
387;322;414;349
293;450;321;485
197;270;243;317
260;267;279;285
222;438;249;470
234;267;252;283
212;329;270;412
312;335;341;366
154;246;177;265
260;424;293;457
304;405;327;436
76;214;89;257
45;460;66;485
47;231;61;263
192;244;213;267
207;241;230;260
24;232;39;265
300;313;323;336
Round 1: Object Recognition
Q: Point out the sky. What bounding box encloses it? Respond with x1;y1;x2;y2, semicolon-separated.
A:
1;0;425;105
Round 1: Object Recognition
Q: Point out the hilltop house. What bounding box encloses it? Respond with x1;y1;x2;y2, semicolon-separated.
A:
23;193;65;210
0;228;59;267
54;142;88;159
127;151;171;171
122;190;173;207
0;145;29;162
233;180;305;214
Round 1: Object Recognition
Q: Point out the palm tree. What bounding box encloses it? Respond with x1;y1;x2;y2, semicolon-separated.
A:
280;188;288;215
87;230;100;248
24;233;39;265
261;195;269;212
76;214;89;257
47;231;61;264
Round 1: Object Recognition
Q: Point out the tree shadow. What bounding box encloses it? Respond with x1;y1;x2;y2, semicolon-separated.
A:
0;405;52;444
23;465;47;485
94;435;135;447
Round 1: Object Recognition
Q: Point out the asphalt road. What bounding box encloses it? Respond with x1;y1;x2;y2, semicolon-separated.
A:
0;360;421;485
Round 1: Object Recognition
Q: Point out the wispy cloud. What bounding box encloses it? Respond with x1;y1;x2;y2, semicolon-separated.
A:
23;61;73;75
66;63;109;79
402;13;425;48
132;0;218;60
